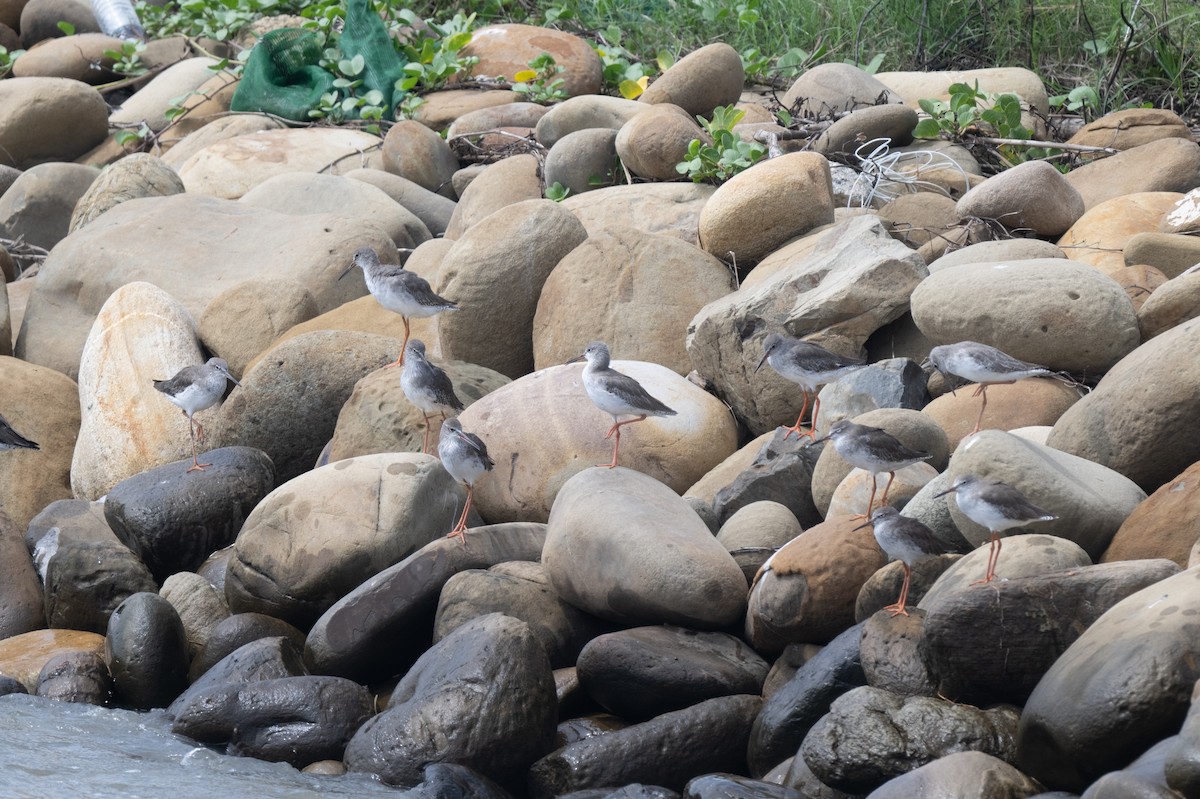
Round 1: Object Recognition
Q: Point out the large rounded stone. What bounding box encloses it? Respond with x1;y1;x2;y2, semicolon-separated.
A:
0;629;105;693
103;447;275;582
542;127;621;196
159;572;231;661
544;468;747;629
1017;567;1200;792
0;161;99;250
176;128;385;199
344;613;557;789
1103;460;1200;567
640;43;743;118
865;751;1042;799
0;509;42;641
188;612;306;683
459;361;738;523
198;277;320;375
940;430;1145;559
70;281;209;500
381;120;460;199
814;104;918;160
1047;316;1200;492
746;516;887;653
910;258;1140;374
615;103;706;181
1064;138;1200;210
444;154;542;238
1138;268;1200;339
104;592;189;710
12;32;120;82
1058;191;1181;274
436;198;587;378
1068;108;1194;151
69;153;186;233
224;452;469;628
783;63;904;116
110;57;219;133
876;67;1049;112
536;94;648;148
562;182;714;245
532;228;733;375
921;378;1081;448
698;152;834;263
460;23;602;98
211;330;401;484
930;237;1065;271
955;160;1085;237
577;625;768;721
0;77;108;168
0;356;76;531
344;167;457;238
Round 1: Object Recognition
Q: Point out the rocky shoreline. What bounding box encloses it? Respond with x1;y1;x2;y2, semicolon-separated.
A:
1;6;1200;799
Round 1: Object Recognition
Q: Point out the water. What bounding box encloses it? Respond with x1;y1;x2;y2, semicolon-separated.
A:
0;694;403;799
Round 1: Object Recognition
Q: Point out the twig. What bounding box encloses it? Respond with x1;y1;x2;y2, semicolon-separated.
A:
967;135;1119;154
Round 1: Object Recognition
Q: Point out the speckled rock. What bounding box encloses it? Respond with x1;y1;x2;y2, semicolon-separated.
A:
69;153;185;233
616;103;706;182
639;43;743;118
955;160;1084;237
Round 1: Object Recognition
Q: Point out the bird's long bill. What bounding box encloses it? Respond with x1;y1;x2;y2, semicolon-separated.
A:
933;486;956;498
754;351;769;373
337;263;357;281
565;353;585;365
227;375;242;387
852;518;874;532
454;428;485;454
811;433;831;445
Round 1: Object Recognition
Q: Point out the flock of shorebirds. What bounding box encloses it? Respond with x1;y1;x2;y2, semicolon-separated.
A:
2;245;1071;612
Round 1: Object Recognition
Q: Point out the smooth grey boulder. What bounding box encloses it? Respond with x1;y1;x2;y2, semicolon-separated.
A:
169;636;308;720
864;750;1042;798
188;612;307;683
104;592;189;710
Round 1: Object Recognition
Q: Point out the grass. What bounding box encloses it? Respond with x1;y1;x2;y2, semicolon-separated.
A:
136;0;1200;123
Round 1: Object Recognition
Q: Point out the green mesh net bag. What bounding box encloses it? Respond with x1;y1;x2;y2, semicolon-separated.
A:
230;0;405;122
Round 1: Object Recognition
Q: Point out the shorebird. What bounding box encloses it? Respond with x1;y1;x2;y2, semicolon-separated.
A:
400;339;464;455
438;417;494;546
755;332;866;441
569;341;677;468
854;506;945;616
814;419;931;518
927;341;1065;434
338;246;457;368
935;474;1055;584
153;357;240;472
0;413;38;451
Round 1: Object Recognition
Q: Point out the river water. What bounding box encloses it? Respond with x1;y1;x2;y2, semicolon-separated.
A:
0;694;404;798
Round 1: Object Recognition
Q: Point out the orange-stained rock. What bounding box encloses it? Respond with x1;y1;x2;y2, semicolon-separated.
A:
1101;461;1200;567
0;629;105;692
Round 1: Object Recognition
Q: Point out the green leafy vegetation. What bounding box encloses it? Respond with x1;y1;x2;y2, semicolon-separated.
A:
105;41;148;76
676;105;768;184
914;81;1061;167
512;52;568;104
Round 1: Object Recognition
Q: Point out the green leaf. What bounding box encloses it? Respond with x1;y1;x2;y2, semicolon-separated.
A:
57;20;75;35
912;119;942;139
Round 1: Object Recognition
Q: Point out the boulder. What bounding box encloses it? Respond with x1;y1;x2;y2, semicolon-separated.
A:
443;154;543;239
0;77;108;168
0;356;76;530
1064;138;1200;210
639;43;743;118
460;23;602;97
561;182;714;245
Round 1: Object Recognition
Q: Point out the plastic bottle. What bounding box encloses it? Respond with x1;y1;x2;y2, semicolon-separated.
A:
90;0;145;40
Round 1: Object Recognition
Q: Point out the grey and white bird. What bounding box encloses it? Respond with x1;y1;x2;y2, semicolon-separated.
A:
438;417;494;546
0;413;38;451
756;332;866;441
935;474;1055;584
814;419;931;518
854;506;946;616
400;339;464;455
339;246;457;368
569;341;677;469
153;357;240;472
927;341;1063;434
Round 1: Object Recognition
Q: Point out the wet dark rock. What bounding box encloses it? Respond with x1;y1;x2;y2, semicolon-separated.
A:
684;773;804;798
170;675;372;767
104;592;189;710
528;694;761;798
577;625;768;721
169;635;308;719
188;612;307;683
35;651;112;705
712;431;824;527
748;622;865;776
103;446;275;582
344;613;557;789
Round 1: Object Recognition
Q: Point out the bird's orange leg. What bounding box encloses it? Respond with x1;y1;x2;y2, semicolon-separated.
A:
879;470;898;506
973;533;1001;584
601;415;646;468
884;564;913;616
186;416;211;472
852;473;880;520
385;318;412;369
421;412;432;455
781;391;812;440
970;385;990;434
446;485;473;546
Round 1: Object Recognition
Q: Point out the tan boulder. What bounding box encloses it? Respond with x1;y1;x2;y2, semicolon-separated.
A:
0;629;105;692
639;42;744;119
381;119;460;200
458;360;738;524
955;160;1084;237
12;32;121;82
443;154;542;239
0;77;109;168
70;282;207;500
461;23;602;98
1059;192;1183;274
535;94;648;148
1101;460;1200;568
783;63;904;116
225;453;470;628
745;515;888;652
176;127;385;199
69;153;186;233
1111;263;1168;312
1067;108;1194;151
1048;316;1200;492
878;193;960;249
922;378;1083;449
159;113;287;170
437;199;587;378
110;57;219;132
532;229;733;375
615;103;706;181
930;238;1064;272
198;277;320;376
1138;269;1200;339
698;152;834;263
826;462;938;518
0;356;76;529
876;67;1049;113
1124;232;1200;278
1064;138;1200;210
561;182;714;246
543;467;746;628
411;88;520;131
